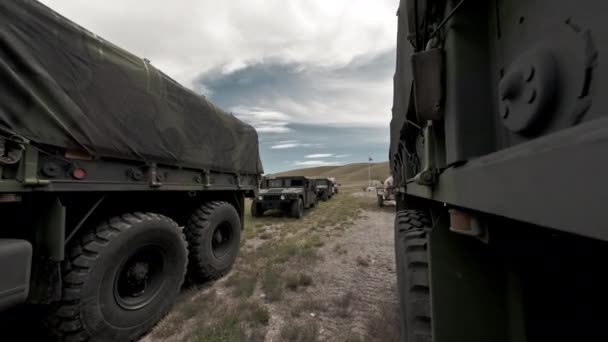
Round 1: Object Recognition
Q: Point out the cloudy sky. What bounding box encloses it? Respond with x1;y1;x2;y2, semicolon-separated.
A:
40;0;399;173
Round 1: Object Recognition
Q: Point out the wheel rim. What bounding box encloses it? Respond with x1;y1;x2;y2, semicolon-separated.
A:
212;221;233;259
114;246;166;311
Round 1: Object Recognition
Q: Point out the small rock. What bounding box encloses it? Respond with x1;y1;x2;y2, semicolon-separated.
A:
310;313;316;317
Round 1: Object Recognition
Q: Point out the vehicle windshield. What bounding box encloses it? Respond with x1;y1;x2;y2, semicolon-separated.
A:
286;179;305;187
267;179;283;188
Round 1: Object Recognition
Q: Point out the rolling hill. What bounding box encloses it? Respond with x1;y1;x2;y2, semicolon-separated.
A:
270;161;390;185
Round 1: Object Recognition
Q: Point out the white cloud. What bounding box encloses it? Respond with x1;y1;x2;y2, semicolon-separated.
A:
305;154;333;159
294;160;342;167
335;154;352;158
270;141;325;149
271;143;300;150
39;0;398;89
230;106;291;133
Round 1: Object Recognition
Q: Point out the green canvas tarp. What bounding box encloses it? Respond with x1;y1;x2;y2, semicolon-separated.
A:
0;0;263;175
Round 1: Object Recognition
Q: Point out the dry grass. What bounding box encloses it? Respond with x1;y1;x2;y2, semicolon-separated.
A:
224;273;257;299
285;273;314;291
261;268;284;302
333;244;348;255
356;256;370;267
238;301;271;326
290;298;328;318
364;301;400;342
279;321;320;342
149;187;384;342
333;291;355;318
151;288;272;342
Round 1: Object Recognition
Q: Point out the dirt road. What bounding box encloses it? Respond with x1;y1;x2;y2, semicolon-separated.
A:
269;208;399;341
143;191;399;341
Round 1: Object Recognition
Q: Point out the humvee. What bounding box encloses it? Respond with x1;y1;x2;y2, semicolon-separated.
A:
252;176;317;219
391;1;608;341
0;1;262;340
314;178;334;201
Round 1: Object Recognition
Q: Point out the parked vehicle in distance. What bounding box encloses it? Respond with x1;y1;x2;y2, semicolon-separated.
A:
0;2;262;341
328;177;340;194
376;175;394;207
252;176;317;219
314;178;335;201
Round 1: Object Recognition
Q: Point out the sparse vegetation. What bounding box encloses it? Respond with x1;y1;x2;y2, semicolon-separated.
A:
364;301;400;342
285;273;314;291
279;321;320;342
225;273;257;298
291;298;327;317
344;333;365;342
333;244;348;255
333;291;355;318
356;256;370;267
148;185;396;342
187;312;245;342
238;301;271;326
258;232;272;240
262;268;284;302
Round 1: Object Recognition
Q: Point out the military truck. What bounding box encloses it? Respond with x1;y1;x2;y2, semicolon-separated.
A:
0;1;262;341
314;178;334;201
252;176;317;219
390;1;608;341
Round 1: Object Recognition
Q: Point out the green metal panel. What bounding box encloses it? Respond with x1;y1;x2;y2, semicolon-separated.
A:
428;217;524;342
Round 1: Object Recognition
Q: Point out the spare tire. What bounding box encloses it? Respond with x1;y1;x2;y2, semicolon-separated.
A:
185;201;241;282
48;213;187;342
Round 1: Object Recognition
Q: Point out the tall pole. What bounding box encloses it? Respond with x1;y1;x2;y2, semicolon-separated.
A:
368;157;372;187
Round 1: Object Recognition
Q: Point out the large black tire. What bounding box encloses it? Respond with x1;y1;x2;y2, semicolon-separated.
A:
185;201;241;282
290;198;304;219
377;195;384;207
395;210;432;342
322;192;329;201
251;201;261;217
48;213;188;342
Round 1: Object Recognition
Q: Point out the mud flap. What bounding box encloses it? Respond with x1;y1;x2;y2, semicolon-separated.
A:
0;239;32;311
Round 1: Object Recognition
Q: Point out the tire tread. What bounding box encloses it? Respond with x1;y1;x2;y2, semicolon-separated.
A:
395;210;432;342
48;213;186;341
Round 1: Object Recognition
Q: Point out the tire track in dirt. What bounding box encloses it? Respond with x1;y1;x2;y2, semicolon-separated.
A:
258;195;397;342
313;208;397;341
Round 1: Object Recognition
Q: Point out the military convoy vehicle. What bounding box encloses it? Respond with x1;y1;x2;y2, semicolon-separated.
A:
390;1;608;341
0;1;262;340
376;176;394;207
314;178;334;201
328;177;340;195
252;176;317;219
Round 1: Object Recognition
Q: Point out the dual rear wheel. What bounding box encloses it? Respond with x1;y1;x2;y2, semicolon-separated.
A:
48;201;241;341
